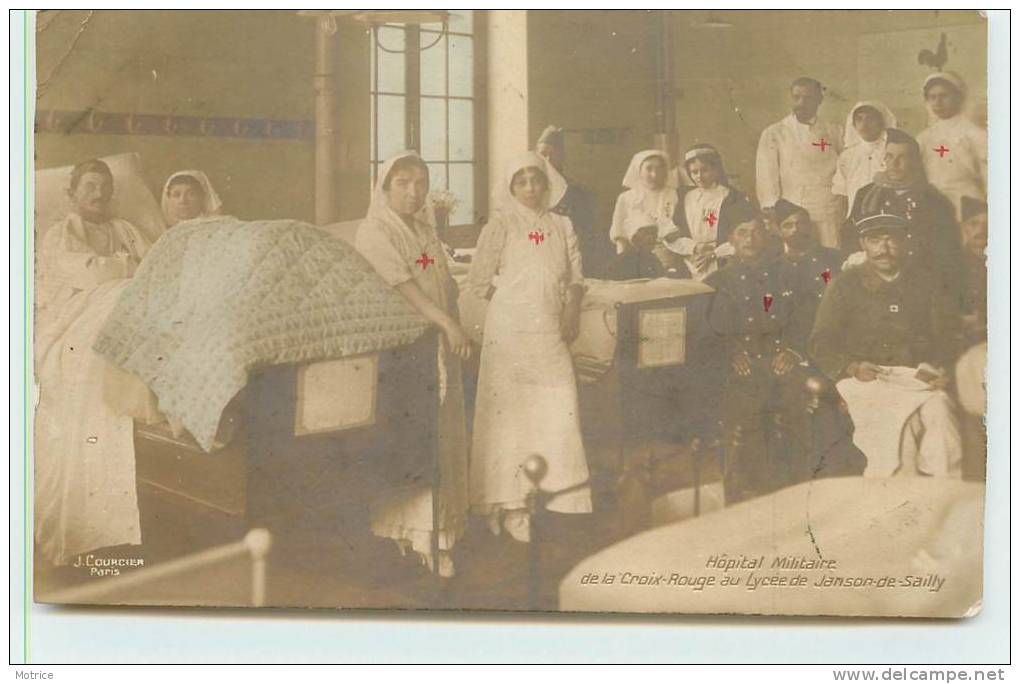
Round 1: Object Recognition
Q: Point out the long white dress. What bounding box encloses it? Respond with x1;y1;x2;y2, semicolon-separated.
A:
35;213;150;566
468;157;592;515
354;153;469;564
756;113;844;247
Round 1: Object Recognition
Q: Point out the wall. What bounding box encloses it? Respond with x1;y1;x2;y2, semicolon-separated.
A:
486;10;530;197
670;10;987;201
35;10;372;224
526;10;660;230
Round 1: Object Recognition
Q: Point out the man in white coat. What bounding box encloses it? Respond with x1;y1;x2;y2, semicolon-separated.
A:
756;77;844;249
916;71;987;221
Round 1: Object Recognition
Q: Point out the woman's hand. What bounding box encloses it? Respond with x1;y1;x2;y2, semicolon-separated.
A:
693;241;715;258
442;321;473;360
691;242;717;271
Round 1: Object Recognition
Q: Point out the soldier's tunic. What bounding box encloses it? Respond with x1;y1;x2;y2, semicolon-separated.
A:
809;263;962;477
844;180;963;301
705;256;810;504
778;244;844;356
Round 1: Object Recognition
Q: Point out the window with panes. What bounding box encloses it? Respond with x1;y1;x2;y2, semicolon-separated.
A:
370;12;482;226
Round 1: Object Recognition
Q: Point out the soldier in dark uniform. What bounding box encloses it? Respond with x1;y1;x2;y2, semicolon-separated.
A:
705;207;814;504
773;198;845;355
537;125;612;277
843;128;963;300
810;213;962;477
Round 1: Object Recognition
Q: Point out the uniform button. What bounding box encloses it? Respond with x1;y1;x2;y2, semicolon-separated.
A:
763;272;769;276
744;296;750;301
744;336;752;342
907;233;912;238
740;275;746;280
756;354;763;359
770;314;776;319
747;317;754;322
811;258;817;263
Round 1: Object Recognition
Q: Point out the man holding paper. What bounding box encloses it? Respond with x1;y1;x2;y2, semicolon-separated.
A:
809;212;963;477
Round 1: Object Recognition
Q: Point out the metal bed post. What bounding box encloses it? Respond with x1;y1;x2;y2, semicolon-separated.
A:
523;454;591;611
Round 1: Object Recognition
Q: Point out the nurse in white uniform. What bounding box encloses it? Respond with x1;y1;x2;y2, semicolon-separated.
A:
916;71;987;221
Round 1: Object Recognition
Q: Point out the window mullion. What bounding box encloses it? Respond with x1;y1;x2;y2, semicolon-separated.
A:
405;26;421;152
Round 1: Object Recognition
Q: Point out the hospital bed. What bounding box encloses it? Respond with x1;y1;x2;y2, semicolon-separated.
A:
35;155;443;563
133;333;440;537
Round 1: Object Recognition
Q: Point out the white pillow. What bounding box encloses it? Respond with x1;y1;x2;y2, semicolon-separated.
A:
35;152;167;245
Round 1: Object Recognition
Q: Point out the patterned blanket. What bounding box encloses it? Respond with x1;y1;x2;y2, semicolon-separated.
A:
94;216;428;451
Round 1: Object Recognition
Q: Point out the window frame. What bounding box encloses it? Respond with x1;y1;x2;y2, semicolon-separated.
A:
370;12;487;228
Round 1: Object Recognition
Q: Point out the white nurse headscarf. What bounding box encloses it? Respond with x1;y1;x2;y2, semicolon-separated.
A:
621;149;678;191
843;100;898;148
368;150;435;226
495;151;567;216
161;170;223;225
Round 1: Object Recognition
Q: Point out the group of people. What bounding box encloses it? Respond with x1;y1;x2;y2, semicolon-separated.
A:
356;150;591;577
34;69;987;581
544;71;987;504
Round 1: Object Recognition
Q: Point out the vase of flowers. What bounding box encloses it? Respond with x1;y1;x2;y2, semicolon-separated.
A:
428;190;458;232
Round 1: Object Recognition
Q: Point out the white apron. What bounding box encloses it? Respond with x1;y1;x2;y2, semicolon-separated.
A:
470;215;592;514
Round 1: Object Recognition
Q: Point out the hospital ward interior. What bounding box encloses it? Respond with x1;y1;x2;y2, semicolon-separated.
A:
33;10;988;615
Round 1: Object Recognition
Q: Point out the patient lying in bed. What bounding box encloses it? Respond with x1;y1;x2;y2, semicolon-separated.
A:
35;159;153;566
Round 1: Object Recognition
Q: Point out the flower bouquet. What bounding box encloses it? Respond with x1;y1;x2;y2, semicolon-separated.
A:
428;190;459;230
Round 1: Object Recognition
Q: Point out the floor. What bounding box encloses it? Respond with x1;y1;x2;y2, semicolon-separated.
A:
35;439;722;613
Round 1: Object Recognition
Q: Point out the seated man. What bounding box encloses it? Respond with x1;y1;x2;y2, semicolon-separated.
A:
810;212;963;478
705;208;815;504
37;158;150;315
606;212;680;280
842;129;962;296
774;198;844;356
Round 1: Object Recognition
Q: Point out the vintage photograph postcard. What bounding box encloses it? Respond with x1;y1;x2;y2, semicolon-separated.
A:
31;9;988;617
